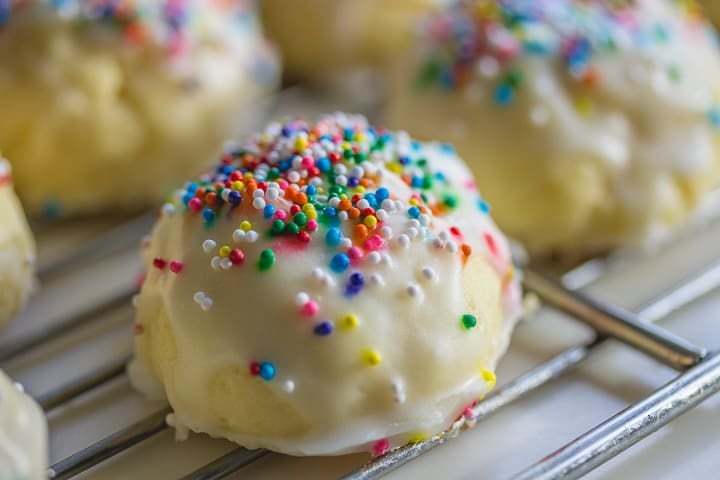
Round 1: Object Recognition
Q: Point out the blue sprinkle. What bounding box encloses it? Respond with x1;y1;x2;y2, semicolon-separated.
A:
349;272;364;286
407;206;421;218
306;184;317;196
313;321;334;336
330;253;350;273
281;126;292;137
324;207;337;218
398;155;411;165
325;227;342;246
364;193;378;208
202;208;215;223
263;204;275;218
186;182;198;193
440;143;455;153
478;199;491;214
316;157;331;172
348;177;359;187
494;84;514;106
411;176;424;188
228;190;242;206
279;160;292;171
375;188;390;202
259;362;276;381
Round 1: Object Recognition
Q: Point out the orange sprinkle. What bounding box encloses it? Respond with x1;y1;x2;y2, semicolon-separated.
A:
296;193;308;205
348;207;361;219
338;199;352;211
354;224;368;240
359;178;371;187
195;187;206;198
205;192;217;205
461;243;472;258
285;187;297;201
582;67;600;89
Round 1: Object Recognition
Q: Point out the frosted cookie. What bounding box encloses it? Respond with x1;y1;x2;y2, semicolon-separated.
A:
0;371;48;480
260;0;446;80
128;113;522;456
387;0;720;253
0;158;35;327
0;0;279;217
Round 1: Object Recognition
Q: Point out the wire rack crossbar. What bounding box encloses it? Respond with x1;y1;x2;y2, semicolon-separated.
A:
17;215;720;480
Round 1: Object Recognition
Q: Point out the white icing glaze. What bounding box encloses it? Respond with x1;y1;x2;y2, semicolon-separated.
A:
388;0;720;252
129;113;522;455
0;371;47;480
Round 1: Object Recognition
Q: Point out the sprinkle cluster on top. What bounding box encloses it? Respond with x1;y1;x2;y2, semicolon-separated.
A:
0;0;268;60
416;0;720;122
144;114;513;416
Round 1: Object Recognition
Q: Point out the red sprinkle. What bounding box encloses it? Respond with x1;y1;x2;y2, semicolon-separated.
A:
372;439;390;457
229;248;245;265
153;258;167;270
249;362;261;376
169;261;184;273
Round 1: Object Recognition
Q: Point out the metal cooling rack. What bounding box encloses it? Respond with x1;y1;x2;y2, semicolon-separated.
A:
0;204;716;480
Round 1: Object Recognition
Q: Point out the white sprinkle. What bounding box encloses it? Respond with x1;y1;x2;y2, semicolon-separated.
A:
338;211;349;221
433;238;445;249
417;214;431;227
407;227;419;239
232;229;246;243
131;294;141;308
340;237;352;249
530;105;550;126
335;175;348;186
200;297;214;311
368;251;382;264
357;199;370;210
162;203;176;216
381;253;393;267
392;380;406;404
252;197;266;209
295;292;310;306
421;266;437;282
282;380;296;393
311;267;325;281
210;256;221;270
329;197;341;208
220;189;230;202
334;164;348;175
397;234;410;249
266;188;279;200
351;166;364;178
288;171;301;183
380;226;393;239
253;189;265;198
477;55;500;78
193;291;206;303
447;240;459;253
381;199;395;212
376;209;388;221
202;239;216;253
220;258;233;270
408;219;421;230
246;230;259;243
438;231;450;242
370;273;385;286
406;283;422;298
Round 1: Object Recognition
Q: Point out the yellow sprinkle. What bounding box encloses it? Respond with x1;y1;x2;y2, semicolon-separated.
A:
232;181;244;191
355;186;366;194
219;246;231;258
364;215;378;229
340;194;348;200
408;432;428;443
409;198;420;206
303;204;318;220
239;221;252;232
574;96;593;117
355;132;365;142
362;348;381;366
481;369;497;389
504;264;515;282
387;163;402;174
295;137;308;151
341;141;352;150
244;172;254;179
340;314;358;330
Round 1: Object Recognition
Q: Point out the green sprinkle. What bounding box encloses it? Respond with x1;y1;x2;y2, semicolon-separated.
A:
258;249;275;271
461;314;477;330
285;222;300;235
443;193;459;209
294;212;307;226
271;219;285;235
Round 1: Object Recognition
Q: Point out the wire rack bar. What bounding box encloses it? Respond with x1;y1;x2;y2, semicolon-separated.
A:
37;213;155;281
513;351;720;480
338;261;720;480
0;287;135;363
179;448;271;480
522;269;706;370
48;407;172;480
36;356;129;412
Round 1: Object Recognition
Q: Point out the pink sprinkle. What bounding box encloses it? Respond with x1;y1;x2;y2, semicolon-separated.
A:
347;246;363;263
364;234;384;251
484;232;499;257
278;180;289;190
299;301;319;317
274;210;288;220
169;261;184;273
301;156;315;168
153;258;167;270
463;407;474;419
372;439;389;457
306;219;318;231
188;197;202;212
